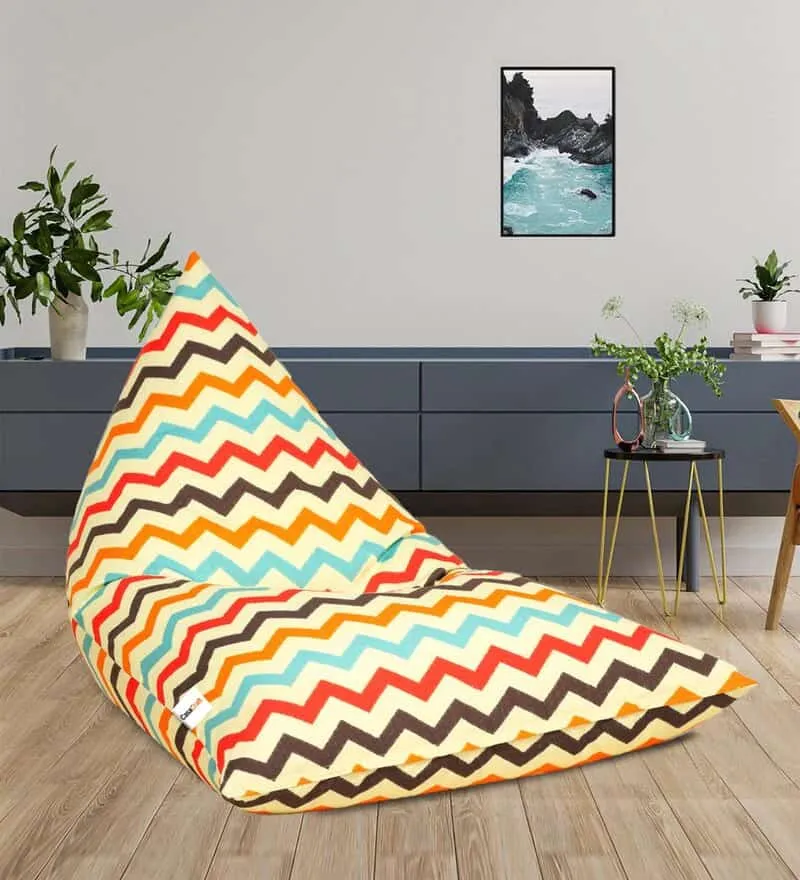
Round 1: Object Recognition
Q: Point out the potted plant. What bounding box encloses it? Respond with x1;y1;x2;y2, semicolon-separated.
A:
592;298;725;447
738;249;799;333
0;147;180;360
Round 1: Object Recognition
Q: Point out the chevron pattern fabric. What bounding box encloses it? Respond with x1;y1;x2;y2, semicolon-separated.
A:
66;254;756;813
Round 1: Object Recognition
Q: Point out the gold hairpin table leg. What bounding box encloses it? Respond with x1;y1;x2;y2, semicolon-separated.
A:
694;462;726;606
673;462;696;617
716;458;728;606
643;461;669;616
597;459;629;606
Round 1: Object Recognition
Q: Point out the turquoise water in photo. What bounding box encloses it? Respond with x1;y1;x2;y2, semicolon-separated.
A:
502;148;613;235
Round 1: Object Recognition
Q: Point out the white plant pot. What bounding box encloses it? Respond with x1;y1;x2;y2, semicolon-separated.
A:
752;299;788;334
49;292;89;360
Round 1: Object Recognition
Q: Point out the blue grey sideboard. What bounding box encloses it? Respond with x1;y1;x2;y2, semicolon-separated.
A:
0;347;796;518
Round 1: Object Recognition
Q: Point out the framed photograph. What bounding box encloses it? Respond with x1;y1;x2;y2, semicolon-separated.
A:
501;66;615;237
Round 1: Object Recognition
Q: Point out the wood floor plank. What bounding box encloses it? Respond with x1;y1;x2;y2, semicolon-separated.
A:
0;703;135;880
36;739;181;880
375;792;457;880
598;580;795;880
289;804;377;880
451;781;542;880
4;577;800;879
634;578;800;876
734;576;800;645
121;772;231;880
518;767;625;880
204;809;302;880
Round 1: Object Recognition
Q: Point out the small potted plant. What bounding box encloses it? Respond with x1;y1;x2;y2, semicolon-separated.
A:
738;249;799;333
0;147;180;360
592;298;725;447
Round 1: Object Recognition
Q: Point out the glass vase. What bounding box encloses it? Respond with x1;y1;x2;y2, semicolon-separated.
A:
641;380;692;447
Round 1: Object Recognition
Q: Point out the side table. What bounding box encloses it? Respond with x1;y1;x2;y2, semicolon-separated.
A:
597;448;728;616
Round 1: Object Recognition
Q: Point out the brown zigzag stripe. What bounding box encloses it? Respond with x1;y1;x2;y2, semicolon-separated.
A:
217;647;722;786
108;660;125;707
104;577;192;658
114;334;276;415
171;578;540;700
229;692;735;809
68;472;387;580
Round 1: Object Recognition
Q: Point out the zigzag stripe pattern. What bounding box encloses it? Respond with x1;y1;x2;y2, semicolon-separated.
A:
66;253;756;814
67;253;458;604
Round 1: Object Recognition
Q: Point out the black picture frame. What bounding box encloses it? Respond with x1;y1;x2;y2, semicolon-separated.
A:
501;66;616;238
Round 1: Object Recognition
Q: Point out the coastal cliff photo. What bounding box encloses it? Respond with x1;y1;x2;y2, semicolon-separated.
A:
501;67;615;236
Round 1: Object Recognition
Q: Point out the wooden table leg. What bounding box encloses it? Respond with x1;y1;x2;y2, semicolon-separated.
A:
766;486;800;630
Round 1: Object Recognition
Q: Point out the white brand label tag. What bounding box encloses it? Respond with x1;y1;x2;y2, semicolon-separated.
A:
172;686;212;729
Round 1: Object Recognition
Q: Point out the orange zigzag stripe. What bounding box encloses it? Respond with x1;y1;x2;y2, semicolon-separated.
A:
76;503;419;597
198;584;558;702
91;364;301;474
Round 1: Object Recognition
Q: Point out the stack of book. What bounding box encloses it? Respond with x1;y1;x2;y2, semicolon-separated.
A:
730;331;800;361
654;438;707;453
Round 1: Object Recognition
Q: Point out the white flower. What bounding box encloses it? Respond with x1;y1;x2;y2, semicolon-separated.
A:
601;296;623;319
671;299;709;326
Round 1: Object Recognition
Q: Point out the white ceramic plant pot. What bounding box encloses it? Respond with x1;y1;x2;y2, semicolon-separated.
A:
49;292;89;360
752;299;788;334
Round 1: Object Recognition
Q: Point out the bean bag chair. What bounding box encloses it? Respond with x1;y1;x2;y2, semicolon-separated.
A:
66;254;755;813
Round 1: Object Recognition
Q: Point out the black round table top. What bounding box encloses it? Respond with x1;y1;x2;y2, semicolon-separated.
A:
604;447;724;462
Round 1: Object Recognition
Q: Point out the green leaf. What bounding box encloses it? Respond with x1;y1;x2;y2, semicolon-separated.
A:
18;181;45;192
62;160;76;181
36;218;53;256
62;246;99;265
0;237;10;260
54;261;83;295
136;234;171;272
70;261;101;284
765;250;778;273
35;271;51;298
13;212;25;241
6;289;20;321
47;166;65;209
14;276;37;299
80;209;113;233
127;302;147;330
112;248;119;266
102;275;127;299
4;254;21;284
68;179;100;218
49;145;58;165
78;194;107;216
90;280;104;302
25;254;50;273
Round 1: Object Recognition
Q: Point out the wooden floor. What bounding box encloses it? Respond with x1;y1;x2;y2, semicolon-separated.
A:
3;576;800;880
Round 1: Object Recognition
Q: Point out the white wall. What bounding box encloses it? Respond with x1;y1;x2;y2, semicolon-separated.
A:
1;0;798;575
3;0;799;349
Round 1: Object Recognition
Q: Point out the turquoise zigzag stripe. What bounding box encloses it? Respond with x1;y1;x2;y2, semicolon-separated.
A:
173;273;240;308
143;538;389;590
79;398;334;505
136;540;393;681
198;599;624;743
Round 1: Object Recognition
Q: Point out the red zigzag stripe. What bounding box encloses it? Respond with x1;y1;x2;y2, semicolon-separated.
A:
70;436;360;555
140;304;257;357
215;622;658;766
